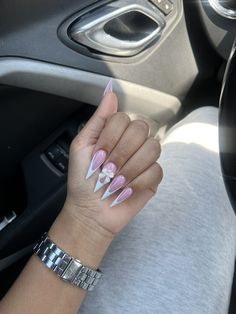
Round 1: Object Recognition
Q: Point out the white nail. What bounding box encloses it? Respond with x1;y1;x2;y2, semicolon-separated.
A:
103;79;113;96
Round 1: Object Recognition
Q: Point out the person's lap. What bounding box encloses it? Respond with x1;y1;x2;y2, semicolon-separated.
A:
79;107;236;314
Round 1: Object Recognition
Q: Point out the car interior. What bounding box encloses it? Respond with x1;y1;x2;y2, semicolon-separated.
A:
0;0;235;312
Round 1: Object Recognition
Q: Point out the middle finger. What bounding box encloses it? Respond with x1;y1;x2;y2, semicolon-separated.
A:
94;120;149;192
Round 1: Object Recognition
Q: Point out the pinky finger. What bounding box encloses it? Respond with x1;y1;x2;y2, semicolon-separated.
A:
130;162;163;195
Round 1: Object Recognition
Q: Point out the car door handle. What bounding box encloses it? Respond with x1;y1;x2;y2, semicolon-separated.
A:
69;0;166;57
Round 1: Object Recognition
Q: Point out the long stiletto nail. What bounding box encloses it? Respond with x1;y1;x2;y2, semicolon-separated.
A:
86;150;107;179
110;187;133;208
103;79;113;96
94;162;117;192
101;175;126;200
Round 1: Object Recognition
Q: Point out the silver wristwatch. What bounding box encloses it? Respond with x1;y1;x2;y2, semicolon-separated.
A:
34;233;102;291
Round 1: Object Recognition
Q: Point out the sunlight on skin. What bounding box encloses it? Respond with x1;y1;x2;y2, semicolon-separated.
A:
162;123;219;153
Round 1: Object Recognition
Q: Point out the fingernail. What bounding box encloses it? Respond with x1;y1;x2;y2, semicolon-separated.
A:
94;162;117;192
101;175;126;200
86;150;107;179
103;79;113;96
110;187;133;208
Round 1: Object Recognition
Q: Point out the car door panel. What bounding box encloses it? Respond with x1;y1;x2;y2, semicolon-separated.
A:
0;0;232;302
0;0;219;98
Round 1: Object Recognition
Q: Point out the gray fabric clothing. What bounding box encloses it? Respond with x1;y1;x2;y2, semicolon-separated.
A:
79;107;236;314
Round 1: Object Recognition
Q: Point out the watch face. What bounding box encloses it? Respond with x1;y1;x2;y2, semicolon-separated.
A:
61;258;82;281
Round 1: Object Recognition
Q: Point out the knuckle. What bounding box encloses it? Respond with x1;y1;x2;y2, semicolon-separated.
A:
110;150;127;165
148;186;158;195
70;135;84;153
131;120;149;135
153;163;163;181
146;138;161;159
111;112;130;125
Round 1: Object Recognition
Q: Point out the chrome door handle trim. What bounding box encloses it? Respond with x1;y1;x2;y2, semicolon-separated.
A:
208;0;236;19
69;0;166;57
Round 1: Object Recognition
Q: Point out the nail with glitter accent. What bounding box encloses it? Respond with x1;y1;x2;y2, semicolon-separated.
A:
101;175;126;200
94;162;117;192
103;79;113;96
85;150;107;179
110;187;133;208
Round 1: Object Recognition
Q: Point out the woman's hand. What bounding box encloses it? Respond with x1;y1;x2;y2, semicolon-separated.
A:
63;87;163;239
0;85;163;314
0;84;163;314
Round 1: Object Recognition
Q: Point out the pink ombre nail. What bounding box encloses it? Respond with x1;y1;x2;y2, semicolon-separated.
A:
103;79;113;96
94;162;117;192
86;150;107;179
101;175;126;200
110;187;133;208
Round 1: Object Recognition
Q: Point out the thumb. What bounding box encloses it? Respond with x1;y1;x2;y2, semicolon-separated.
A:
79;88;118;146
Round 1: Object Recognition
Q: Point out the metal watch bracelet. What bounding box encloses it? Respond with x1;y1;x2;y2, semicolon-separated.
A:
34;233;102;291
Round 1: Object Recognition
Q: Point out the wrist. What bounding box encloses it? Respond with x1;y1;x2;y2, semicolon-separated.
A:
48;204;113;269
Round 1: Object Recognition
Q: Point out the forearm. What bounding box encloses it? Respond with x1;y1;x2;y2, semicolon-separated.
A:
0;207;112;314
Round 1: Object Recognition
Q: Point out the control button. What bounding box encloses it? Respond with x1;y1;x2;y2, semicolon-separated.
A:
45;145;62;162
54;154;68;173
150;0;173;15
